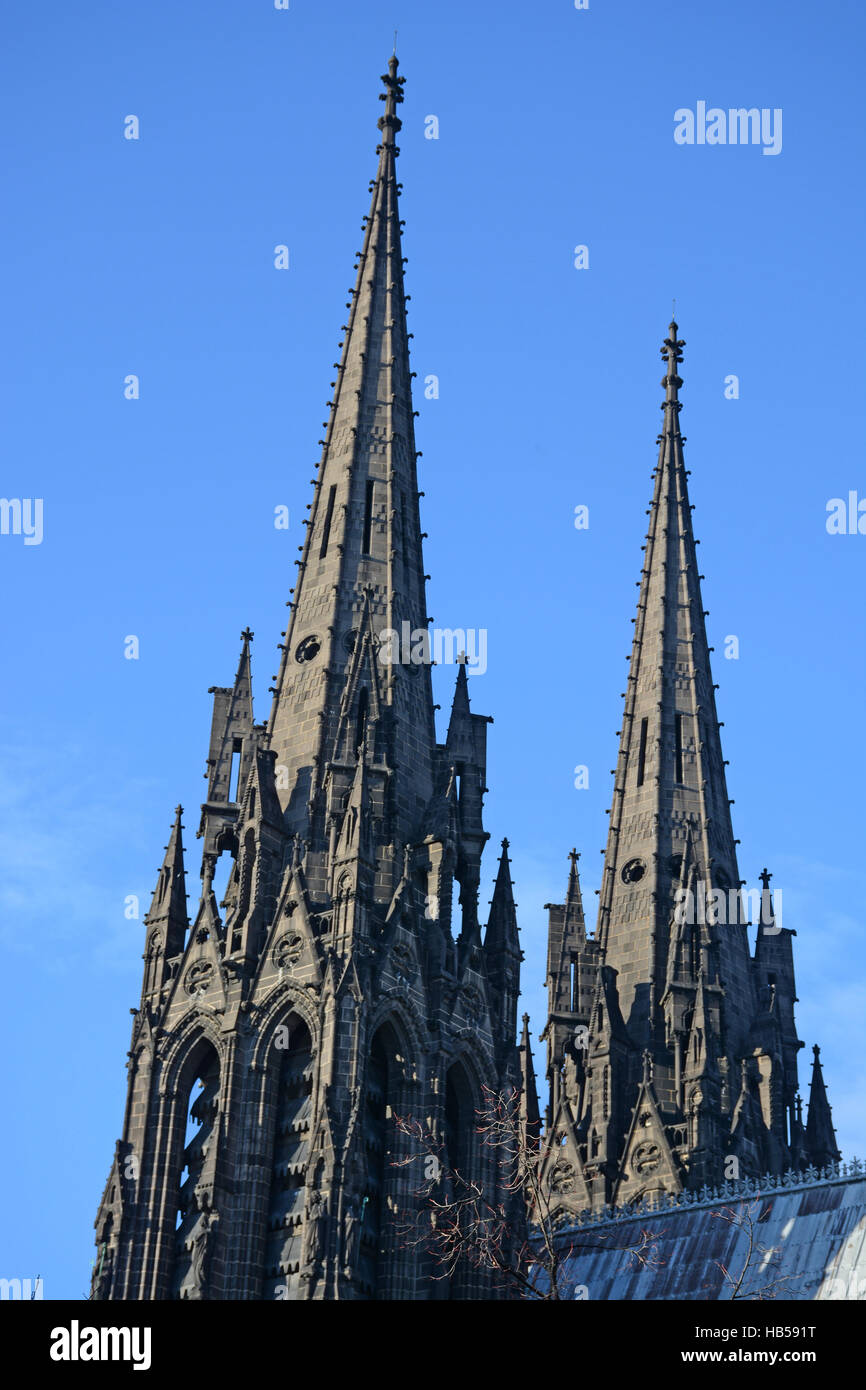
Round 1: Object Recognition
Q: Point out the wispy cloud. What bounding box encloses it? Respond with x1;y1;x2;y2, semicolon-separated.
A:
0;738;170;975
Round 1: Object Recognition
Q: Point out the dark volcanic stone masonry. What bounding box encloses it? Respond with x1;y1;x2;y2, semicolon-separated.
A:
92;56;838;1302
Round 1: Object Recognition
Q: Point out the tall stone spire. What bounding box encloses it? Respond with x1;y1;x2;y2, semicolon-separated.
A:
93;55;521;1303
596;321;754;1058
268;55;435;860
546;850;587;1015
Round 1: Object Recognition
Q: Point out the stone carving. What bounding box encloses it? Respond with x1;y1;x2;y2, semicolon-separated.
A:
550;1160;576;1194
633;1141;661;1176
461;986;482;1027
185;1213;215;1300
184;960;214;995
273;933;304;970
303;1190;328;1270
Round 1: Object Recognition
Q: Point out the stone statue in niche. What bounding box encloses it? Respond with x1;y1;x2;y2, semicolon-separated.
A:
342;1195;361;1276
303;1190;328;1270
186;1212;215;1300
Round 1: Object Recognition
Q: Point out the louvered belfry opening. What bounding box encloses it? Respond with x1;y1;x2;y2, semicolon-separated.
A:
172;1044;220;1299
262;1019;314;1300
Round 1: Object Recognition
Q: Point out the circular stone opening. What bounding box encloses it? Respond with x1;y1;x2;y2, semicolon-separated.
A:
621;858;646;885
295;635;321;664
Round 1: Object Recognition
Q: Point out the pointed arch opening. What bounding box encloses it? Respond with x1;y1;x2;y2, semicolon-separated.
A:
212;828;239;916
172;1040;220;1300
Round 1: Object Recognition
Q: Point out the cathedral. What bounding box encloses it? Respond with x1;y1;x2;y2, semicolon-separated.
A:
92;54;839;1301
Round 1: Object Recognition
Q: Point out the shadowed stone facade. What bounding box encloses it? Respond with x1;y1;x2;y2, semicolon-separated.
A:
537;324;840;1218
91;57;523;1302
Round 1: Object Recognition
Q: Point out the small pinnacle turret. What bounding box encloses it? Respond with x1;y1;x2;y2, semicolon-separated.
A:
483;839;522;1048
140;805;189;1000
805;1045;841;1168
518;1014;541;1152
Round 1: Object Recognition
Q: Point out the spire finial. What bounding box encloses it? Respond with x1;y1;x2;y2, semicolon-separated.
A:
660;314;685;423
240;627;254;644
378;52;405;146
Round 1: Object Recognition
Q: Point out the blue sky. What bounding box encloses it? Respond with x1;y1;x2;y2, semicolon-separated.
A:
1;0;863;1298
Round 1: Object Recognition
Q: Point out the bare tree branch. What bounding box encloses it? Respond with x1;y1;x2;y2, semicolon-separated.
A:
392;1085;663;1300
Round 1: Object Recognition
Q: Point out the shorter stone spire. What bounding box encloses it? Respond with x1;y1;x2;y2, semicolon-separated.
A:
546;849;587;1015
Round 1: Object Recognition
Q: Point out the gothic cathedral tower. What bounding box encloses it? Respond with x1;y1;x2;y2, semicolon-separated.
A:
538;323;840;1215
92;57;523;1301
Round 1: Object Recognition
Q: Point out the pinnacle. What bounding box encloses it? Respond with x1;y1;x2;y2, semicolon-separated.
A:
145;804;190;948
